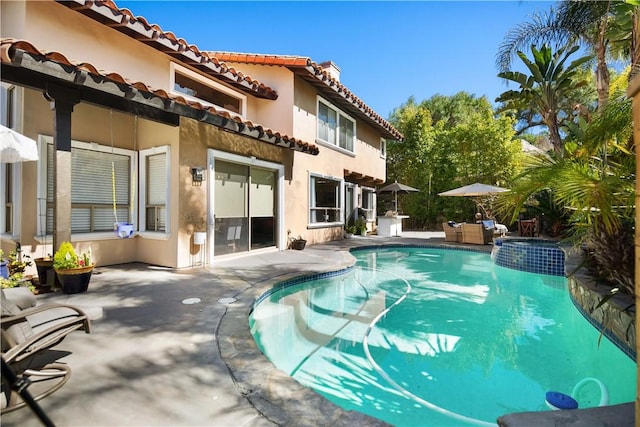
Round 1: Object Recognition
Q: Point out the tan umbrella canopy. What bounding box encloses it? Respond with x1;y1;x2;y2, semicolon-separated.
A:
378;180;420;212
439;182;509;218
0;125;39;163
438;182;509;197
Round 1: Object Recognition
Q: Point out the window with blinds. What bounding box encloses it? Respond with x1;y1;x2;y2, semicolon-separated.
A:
145;153;167;231
45;143;132;234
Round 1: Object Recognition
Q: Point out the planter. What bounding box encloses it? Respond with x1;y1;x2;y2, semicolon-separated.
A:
0;261;8;279
35;257;60;287
290;239;306;250
55;265;94;294
193;231;207;245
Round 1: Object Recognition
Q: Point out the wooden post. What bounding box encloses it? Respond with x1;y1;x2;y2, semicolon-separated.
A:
45;83;80;251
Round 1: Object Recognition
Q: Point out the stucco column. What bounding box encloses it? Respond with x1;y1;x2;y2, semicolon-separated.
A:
45;83;80;252
627;77;640;423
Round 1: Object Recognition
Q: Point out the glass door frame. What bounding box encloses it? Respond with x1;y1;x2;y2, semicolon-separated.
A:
207;149;284;264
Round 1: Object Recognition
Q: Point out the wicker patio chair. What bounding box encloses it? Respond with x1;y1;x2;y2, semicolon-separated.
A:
461;223;494;245
442;222;462;242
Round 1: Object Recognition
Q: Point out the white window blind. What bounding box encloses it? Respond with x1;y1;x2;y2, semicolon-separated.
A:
146;153;167;231
46;144;130;233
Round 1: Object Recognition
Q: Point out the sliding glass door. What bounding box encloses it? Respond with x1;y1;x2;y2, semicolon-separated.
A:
213;159;277;256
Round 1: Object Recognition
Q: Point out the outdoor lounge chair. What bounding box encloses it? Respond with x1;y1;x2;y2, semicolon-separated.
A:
461;223;494;245
1;288;91;413
442;222;462;242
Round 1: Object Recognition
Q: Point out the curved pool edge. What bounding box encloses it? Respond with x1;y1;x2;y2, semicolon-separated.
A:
216;245;392;426
216;239;634;427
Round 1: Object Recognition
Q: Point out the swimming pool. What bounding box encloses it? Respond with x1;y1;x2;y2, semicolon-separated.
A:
249;247;636;426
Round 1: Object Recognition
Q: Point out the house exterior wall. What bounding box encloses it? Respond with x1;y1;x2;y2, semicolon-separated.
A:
216;65;388;243
14;87;181;268
1;0;393;272
223;63;295;135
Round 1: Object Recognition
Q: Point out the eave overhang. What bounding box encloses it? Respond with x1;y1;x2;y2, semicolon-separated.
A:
56;0;278;100
0;39;319;155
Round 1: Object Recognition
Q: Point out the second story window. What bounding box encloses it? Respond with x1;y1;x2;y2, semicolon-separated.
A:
171;63;246;116
317;97;355;153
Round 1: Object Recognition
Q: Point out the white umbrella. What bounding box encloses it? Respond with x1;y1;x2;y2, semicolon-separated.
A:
438;182;509;197
439;182;509;218
0;125;39;163
378;180;420;213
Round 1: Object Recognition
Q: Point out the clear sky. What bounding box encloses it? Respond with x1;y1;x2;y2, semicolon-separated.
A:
118;1;556;119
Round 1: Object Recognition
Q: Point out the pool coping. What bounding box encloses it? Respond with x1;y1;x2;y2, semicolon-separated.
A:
217;240;634;427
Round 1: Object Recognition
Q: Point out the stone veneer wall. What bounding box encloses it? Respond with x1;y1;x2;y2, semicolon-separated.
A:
565;247;636;360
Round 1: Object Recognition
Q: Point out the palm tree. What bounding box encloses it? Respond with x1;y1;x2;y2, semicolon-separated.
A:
495;91;634;292
496;44;592;156
496;1;638;109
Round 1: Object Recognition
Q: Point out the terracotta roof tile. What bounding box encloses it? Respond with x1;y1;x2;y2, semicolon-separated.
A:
210;52;403;141
0;38;318;155
60;0;278;100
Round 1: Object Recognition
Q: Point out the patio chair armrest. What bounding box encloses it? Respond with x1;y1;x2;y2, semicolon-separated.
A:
2;304;91;364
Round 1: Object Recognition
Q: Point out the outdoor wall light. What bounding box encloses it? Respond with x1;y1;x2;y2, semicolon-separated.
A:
191;167;205;183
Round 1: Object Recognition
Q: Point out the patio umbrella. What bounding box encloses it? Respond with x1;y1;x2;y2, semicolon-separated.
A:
439;182;509;218
438;182;509;197
378;180;420;213
0;125;39;163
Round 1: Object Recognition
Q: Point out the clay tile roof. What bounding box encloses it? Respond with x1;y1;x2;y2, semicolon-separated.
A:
0;38;318;155
60;0;278;100
209;52;403;141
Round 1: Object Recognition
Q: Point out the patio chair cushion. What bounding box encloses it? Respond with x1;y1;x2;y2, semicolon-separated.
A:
481;220;496;229
2;287;37;310
1;292;34;347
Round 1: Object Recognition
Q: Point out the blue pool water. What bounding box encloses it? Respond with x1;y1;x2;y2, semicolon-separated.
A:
249;247;636;426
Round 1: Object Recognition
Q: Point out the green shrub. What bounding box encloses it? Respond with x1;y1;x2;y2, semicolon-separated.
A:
53;241;79;270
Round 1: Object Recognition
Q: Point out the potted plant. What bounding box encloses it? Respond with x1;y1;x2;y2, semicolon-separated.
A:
344;224;356;238
53;242;94;294
355;217;368;236
0;249;7;279
34;254;56;287
287;230;306;250
1;248;35;292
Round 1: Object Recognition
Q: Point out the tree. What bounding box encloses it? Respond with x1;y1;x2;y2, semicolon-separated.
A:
496;44;592;156
496;1;637;109
495;89;634;293
388;93;519;228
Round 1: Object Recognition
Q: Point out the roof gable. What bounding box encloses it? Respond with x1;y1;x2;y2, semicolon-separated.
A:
59;0;278;100
210;52;404;141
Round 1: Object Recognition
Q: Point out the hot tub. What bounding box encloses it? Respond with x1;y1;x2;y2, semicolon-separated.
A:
492;238;565;276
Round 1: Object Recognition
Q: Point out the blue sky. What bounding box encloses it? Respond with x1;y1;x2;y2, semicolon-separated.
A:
119;1;555;118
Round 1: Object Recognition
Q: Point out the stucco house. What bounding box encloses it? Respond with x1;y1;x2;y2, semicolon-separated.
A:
0;0;402;269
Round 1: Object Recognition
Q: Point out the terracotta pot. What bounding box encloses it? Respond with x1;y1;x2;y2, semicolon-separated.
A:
55;265;94;294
